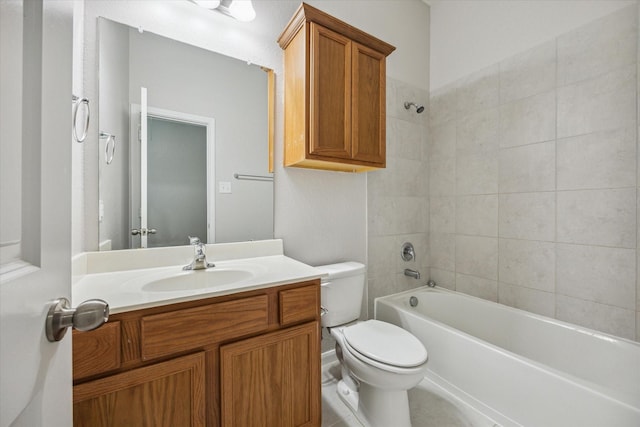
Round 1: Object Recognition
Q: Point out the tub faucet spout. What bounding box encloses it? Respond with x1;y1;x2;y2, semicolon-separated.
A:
404;268;420;279
183;236;215;270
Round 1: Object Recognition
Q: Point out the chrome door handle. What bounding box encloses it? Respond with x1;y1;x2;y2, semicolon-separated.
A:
45;297;109;342
131;228;157;236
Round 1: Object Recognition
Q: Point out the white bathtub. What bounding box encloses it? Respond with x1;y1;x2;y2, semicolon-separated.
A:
375;287;640;427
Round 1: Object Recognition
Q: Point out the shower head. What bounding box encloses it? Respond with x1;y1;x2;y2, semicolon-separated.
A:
404;101;425;114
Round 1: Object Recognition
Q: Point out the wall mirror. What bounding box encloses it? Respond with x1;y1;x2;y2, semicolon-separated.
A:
98;17;274;251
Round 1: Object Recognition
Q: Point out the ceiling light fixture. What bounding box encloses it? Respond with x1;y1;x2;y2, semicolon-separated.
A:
189;0;256;22
192;0;221;8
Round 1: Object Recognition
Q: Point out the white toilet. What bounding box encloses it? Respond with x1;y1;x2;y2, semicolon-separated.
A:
317;262;428;427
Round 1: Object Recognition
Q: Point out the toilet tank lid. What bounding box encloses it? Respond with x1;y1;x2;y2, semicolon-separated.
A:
314;262;365;280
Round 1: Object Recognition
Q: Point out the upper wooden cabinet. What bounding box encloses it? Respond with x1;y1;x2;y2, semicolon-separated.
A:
278;3;395;173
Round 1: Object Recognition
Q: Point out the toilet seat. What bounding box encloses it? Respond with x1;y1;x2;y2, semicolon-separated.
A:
342;320;427;370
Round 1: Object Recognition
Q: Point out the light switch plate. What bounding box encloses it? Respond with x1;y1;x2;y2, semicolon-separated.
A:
219;181;232;193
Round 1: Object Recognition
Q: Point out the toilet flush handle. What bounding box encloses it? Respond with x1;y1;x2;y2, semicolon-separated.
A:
320;306;328;316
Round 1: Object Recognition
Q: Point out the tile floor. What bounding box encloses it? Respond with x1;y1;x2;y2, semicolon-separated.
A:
321;359;498;427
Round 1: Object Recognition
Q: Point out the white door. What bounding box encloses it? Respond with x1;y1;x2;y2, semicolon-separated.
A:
0;1;74;426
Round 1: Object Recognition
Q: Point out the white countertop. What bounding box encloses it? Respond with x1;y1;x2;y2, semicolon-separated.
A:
72;240;324;314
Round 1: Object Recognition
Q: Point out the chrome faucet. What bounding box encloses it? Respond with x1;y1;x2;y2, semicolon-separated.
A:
183;236;215;270
404;268;420;280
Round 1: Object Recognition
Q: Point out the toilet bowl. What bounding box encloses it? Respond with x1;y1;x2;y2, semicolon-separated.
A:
316;262;428;427
330;320;428;427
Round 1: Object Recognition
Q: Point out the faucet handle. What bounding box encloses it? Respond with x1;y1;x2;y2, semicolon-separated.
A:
188;236;201;245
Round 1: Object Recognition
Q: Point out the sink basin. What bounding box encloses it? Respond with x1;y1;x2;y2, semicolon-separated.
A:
142;268;254;292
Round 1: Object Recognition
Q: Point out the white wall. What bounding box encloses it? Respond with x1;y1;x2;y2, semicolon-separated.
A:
0;0;23;264
430;0;636;90
98;19;130;250
76;0;430;267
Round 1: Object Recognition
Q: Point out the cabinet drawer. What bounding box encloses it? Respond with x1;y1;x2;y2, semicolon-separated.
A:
141;295;269;360
279;285;319;326
73;321;121;380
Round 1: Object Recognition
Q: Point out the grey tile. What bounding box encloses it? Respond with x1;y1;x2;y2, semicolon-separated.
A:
557;5;637;87
455;235;498;280
499;239;555;292
367;274;398;319
456;195;498;237
392;157;428;197
456;273;498;302
557;188;636;248
396;233;429;273
430;232;455;271
388;117;424;161
430;156;456;196
457;64;500;116
499;141;555;193
557;64;636;139
367;195;395;236
637;312;640;342
430;84;457;126
397;82;429;125
430;196;455;234
500;40;556;103
367;157;394;197
499;90;556;148
498;282;555;318
456;151;499;195
367;235;396;278
556;243;636;310
499;192;556;241
638;249;640;313
557;127;637;190
395;196;428;234
430;121;456;160
556;295;636;340
456;107;499;156
429;268;455;291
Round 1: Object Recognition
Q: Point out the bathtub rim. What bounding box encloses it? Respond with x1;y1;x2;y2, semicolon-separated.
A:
375;285;640;348
374;285;640;413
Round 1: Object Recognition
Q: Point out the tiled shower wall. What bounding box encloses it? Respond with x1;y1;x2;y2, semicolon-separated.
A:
428;4;640;341
366;77;429;317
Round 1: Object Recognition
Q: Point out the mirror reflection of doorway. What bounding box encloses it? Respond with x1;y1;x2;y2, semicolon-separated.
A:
130;99;215;249
147;116;207;248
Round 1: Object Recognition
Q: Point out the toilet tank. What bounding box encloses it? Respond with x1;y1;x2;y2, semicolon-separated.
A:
315;262;365;327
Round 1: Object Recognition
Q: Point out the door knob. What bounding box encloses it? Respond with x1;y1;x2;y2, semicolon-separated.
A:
45;297;109;342
131;228;157;236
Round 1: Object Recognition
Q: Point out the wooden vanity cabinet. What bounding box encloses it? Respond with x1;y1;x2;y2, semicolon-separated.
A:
278;3;395;173
72;280;321;427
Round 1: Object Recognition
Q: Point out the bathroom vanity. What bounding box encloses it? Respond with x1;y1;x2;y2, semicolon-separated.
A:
70;241;322;427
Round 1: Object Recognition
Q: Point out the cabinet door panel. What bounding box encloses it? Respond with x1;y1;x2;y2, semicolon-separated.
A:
73;352;205;427
351;42;386;165
220;322;320;427
309;23;351;159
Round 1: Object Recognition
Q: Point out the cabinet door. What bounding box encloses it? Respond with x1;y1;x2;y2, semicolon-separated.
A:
220;322;321;427
73;352;205;427
351;42;386;166
309;23;352;160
